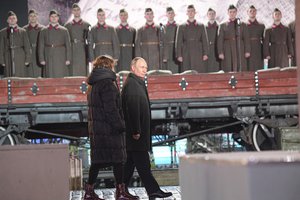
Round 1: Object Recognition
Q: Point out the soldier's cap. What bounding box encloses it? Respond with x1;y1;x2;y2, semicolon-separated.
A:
8;11;16;17
49;9;60;16
72;3;80;9
274;8;281;13
28;9;38;15
119;9;127;14
208;8;215;12
249;5;256;10
97;8;104;13
166;7;174;12
228;4;237;10
187;5;195;9
145;8;153;13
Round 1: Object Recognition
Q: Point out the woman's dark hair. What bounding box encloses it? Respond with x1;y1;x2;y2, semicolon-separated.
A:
93;55;115;70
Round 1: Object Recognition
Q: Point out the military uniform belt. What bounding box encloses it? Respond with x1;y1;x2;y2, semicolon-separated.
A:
31;44;37;47
9;45;24;49
140;42;159;45
224;37;236;40
120;43;134;47
271;42;286;45
45;44;65;48
250;37;261;41
95;42;112;46
185;39;199;41
72;39;84;43
166;41;175;44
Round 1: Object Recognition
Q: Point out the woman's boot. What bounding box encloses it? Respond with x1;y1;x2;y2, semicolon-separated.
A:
83;184;104;200
115;183;139;200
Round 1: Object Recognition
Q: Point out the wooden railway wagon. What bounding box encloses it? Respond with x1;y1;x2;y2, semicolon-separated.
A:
0;68;298;151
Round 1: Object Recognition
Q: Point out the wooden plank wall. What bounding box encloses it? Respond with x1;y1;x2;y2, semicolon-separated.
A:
0;80;7;105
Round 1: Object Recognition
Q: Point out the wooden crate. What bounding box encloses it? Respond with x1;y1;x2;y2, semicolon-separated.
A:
69;155;83;190
152;168;179;186
279;127;300;151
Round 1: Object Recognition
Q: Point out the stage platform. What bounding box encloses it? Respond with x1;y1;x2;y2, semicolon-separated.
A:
70;186;180;200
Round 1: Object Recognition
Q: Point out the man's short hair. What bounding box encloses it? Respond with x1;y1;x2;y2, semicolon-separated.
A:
131;57;145;68
228;4;237;10
207;8;216;13
166;7;174;12
249;5;256;10
72;3;80;9
274;8;281;13
145;8;153;13
49;9;59;17
119;9;127;14
187;5;195;9
8;11;16;17
28;9;37;15
97;8;104;13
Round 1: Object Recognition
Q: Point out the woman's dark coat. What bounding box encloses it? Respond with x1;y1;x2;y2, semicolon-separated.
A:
87;67;126;164
121;73;151;151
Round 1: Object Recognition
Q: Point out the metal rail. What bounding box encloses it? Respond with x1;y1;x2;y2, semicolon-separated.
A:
153;121;243;146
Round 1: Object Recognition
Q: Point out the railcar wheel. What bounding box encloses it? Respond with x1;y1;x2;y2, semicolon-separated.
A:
0;127;16;146
252;122;277;151
252;116;298;151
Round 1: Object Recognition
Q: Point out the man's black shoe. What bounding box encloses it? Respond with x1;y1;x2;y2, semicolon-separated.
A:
149;189;173;198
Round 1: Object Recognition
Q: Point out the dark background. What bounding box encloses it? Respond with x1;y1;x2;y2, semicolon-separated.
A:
0;0;28;30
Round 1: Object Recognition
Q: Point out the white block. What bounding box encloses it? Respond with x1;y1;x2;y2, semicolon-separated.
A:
179;151;300;200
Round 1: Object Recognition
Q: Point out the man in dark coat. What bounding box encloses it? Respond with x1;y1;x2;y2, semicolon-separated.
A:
23;9;45;77
121;57;173;199
176;5;208;73
218;5;250;72
38;10;71;78
204;8;220;72
0;11;31;77
65;3;90;76
263;8;293;68
246;5;265;71
164;7;179;73
135;8;167;70
288;20;296;66
116;9;136;72
88;8;120;62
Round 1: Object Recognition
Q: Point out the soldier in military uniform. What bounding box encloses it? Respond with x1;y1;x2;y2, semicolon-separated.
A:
288;20;296;66
135;8;167;70
116;9;136;72
204;8;220;72
263;8;293;68
88;8;119;63
65;3;90;76
164;7;179;73
23;9;45;77
176;5;208;73
38;10;71;78
246;5;265;71
0;11;31;77
218;5;250;72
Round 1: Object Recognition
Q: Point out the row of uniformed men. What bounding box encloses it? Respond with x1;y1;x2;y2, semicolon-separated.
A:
0;4;296;78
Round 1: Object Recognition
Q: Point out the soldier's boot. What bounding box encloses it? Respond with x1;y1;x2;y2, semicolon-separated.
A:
83;184;104;200
115;183;140;200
